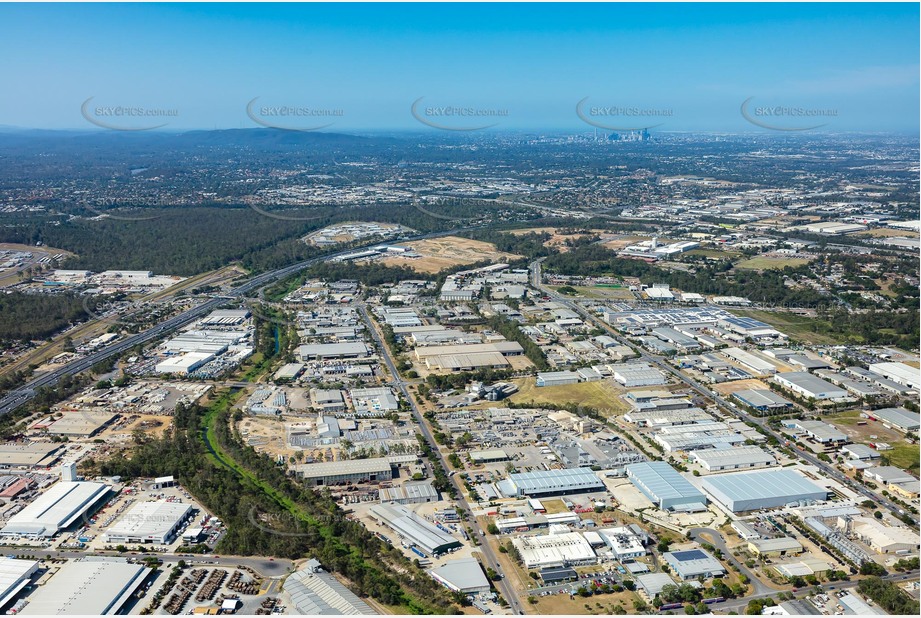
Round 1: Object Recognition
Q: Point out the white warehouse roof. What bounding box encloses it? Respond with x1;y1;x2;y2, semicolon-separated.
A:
0;557;40;609
702;469;828;512
1;481;110;538
19;557;150;615
103;501;192;544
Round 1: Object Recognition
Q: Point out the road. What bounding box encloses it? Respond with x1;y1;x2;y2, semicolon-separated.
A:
357;303;525;615
712;569;918;614
529;258;914;524
0;546;293;577
688;528;771;595
0;228;468;418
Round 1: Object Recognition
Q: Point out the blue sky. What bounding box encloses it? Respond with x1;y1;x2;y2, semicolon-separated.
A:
0;2;917;132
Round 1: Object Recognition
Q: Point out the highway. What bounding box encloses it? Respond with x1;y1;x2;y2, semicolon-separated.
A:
357;303;526;615
0;228;466;419
529;258;915;525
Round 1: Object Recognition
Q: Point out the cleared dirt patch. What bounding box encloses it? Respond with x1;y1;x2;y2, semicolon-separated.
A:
712;378;772;395
380;236;521;273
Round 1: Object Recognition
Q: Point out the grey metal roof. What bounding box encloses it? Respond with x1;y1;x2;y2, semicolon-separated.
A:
284;563;376;615
868;407;920;430
692;446;775;468
428;558;489;593
508;468;605;495
701;469;828;511
626;461;707;504
18;557;149;615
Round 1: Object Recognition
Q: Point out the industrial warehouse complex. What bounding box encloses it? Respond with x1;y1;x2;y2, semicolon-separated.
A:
701;469;829;512
626;461;707;511
0;481;110;538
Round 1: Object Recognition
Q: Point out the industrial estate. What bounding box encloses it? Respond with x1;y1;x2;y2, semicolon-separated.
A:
0;4;918;617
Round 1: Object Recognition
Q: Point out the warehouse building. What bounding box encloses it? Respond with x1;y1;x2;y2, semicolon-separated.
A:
498;468;605;498
864;407;920;433
623;407;712;427
701;469;828;512
690;446;775;472
0;557;39;610
849;517;920;554
512;530;597;569
425;351;510;372
747;537;803;558
663;549;726;580
295;458;394;487
788;420;848;445
732;389;793;413
868;362;920;390
773;372;848;401
379;480;439;505
1;481;111;538
413;342;523;361
469;449;510;463
0;441;65;468
653;425;747;452
369;503;461;556
613;362;667;387
536;371;582;387
349;387;399;416
155;351;215;375
298;342;370;361
635;572;676;596
18;557;151;615
722;347;777;375
282;560;376;615
625;462;707;512
840;444;880;461
103;501;193;545
717;316;784;341
429;558;490;596
864;466;915;486
45;411;118;438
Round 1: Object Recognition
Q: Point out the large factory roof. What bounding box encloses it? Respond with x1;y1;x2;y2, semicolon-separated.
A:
295;458;393;479
503;468;605;497
625;462;707;510
369;503;460;556
283;560;376;615
0;557;40;609
1;481;110;538
691;446;775;469
19;557;150;615
103;501;191;543
867;407;920;431
701;469;828;512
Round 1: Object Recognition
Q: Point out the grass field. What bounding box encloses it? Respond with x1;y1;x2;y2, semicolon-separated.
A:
729;309;846;345
735;256;811;270
686;248;741;259
551;285;635;300
856;228;920;238
509;378;630;415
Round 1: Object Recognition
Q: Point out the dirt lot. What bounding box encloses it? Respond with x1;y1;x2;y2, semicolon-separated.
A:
735;256;812;271
827;410;919;474
509;378;630;416
712;379;772;395
856;228;920;238
380;236;521;273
